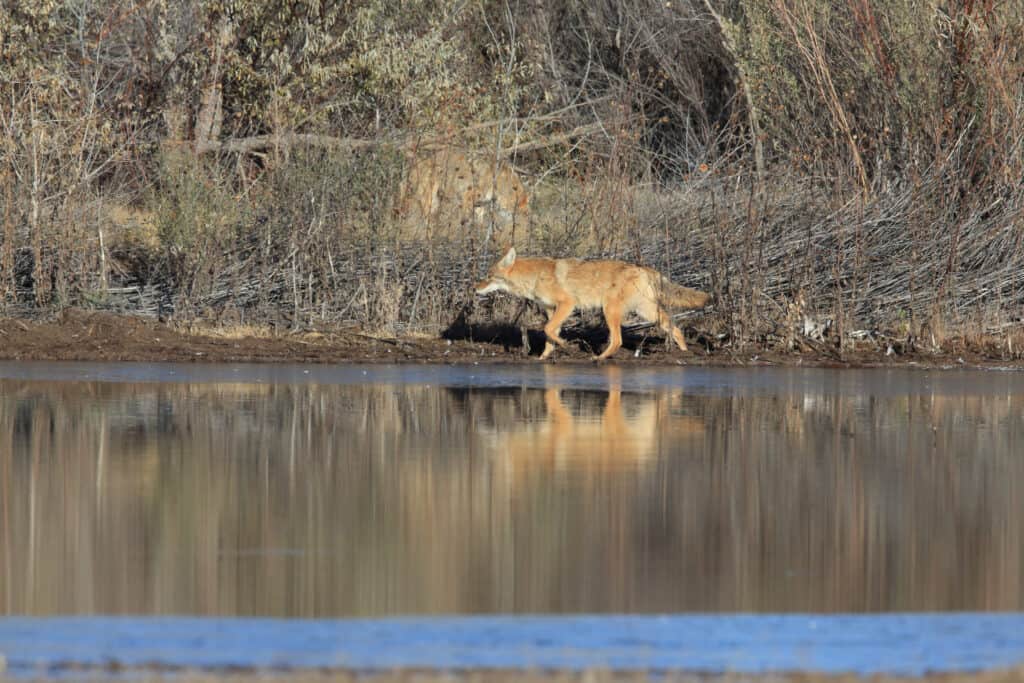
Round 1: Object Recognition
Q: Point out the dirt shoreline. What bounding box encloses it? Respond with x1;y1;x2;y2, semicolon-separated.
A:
0;308;1021;370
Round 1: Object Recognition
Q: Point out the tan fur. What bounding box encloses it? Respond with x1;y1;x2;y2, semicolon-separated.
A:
402;149;529;227
489;383;705;483
475;247;711;360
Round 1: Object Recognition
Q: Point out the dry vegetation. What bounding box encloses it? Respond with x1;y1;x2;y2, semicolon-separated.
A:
1;0;1023;357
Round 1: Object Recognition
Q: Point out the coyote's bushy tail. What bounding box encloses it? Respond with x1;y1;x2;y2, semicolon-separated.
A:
661;278;711;309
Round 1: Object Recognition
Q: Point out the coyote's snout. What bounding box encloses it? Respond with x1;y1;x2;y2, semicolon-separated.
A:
475;247;710;360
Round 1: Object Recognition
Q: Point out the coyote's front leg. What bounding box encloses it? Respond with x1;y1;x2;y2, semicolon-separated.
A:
540;301;575;359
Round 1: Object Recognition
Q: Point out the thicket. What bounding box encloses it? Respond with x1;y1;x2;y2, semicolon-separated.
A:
1;0;1022;353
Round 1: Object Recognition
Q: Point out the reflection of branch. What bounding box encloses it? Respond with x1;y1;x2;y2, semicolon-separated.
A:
193;121;612;158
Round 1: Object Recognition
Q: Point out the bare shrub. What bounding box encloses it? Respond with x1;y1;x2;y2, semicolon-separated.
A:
1;0;1022;353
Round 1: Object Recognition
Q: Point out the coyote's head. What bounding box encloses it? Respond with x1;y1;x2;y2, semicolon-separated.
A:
475;247;517;296
402;151;529;226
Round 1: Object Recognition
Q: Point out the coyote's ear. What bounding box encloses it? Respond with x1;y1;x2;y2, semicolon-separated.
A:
499;246;517;268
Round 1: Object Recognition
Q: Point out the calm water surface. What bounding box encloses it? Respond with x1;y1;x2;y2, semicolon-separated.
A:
2;361;1022;617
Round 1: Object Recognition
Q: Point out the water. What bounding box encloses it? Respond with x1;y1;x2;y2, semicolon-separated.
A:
4;614;1024;676
1;362;1023;674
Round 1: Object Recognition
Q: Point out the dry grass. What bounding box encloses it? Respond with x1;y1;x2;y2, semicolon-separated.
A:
1;0;1022;353
174;322;280;340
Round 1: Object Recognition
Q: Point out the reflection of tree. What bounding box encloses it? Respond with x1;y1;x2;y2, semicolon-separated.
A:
0;377;1022;616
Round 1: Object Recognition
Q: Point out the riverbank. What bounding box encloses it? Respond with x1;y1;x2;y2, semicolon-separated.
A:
0;308;1020;370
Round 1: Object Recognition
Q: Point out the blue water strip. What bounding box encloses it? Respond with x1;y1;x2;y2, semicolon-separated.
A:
2;615;1024;677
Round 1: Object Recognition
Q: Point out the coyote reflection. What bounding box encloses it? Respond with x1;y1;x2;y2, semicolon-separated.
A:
484;369;704;474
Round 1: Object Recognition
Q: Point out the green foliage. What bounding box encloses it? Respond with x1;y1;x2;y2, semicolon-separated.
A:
0;0;63;70
192;0;529;136
341;1;482;129
208;0;350;131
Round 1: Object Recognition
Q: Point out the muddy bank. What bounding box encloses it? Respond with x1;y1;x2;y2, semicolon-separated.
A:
0;308;1020;369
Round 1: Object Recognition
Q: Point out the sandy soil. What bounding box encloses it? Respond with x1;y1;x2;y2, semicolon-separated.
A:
0;308;1020;370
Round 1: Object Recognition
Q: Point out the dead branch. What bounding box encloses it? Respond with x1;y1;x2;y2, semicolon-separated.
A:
192;122;611;158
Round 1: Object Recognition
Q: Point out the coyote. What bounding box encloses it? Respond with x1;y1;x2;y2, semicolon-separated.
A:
402;149;529;225
475;247;710;360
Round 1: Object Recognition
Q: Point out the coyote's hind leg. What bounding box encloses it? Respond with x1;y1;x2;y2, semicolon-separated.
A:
595;303;624;361
637;301;688;352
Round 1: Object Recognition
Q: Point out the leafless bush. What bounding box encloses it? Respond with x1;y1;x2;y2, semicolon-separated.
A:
1;0;1022;352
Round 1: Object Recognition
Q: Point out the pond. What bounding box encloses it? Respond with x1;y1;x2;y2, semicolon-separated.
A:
1;362;1023;674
